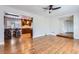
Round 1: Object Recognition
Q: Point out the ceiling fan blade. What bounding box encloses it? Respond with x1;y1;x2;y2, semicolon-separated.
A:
43;8;49;10
52;7;61;10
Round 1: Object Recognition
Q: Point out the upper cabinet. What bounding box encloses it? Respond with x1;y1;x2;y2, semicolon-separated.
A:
21;17;33;29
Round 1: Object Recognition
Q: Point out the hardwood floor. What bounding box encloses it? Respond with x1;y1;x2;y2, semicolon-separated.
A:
57;32;73;39
0;35;79;54
33;35;79;54
0;34;32;54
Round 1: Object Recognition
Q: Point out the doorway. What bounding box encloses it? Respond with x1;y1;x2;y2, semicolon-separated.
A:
4;13;33;53
57;16;74;39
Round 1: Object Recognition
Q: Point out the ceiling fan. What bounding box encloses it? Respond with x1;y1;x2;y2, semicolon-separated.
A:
43;5;61;13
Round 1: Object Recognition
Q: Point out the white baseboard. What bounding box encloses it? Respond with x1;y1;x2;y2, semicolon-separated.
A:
47;33;57;36
0;41;4;45
33;34;45;38
74;36;79;39
33;33;57;38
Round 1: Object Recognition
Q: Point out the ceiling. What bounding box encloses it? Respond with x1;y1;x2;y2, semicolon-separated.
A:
7;5;79;18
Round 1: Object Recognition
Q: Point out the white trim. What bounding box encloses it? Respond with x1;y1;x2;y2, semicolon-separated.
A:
0;41;4;45
74;37;79;39
47;33;57;36
33;34;45;38
33;33;57;38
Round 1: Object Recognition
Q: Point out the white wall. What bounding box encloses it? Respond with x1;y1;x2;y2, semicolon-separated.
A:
74;13;79;39
33;16;50;37
49;17;70;35
0;6;4;44
50;18;61;35
59;18;65;33
65;20;73;32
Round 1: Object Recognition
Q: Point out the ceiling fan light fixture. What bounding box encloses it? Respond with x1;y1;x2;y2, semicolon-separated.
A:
43;5;61;14
49;10;52;13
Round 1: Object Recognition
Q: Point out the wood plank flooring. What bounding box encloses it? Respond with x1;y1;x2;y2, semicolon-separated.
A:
57;33;73;39
0;35;79;54
32;35;79;54
0;34;32;54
